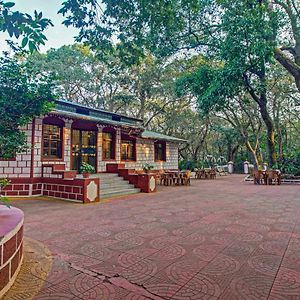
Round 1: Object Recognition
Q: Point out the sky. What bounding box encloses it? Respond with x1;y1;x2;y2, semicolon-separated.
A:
0;0;79;52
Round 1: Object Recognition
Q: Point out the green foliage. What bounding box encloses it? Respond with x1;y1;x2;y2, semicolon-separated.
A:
276;151;300;176
0;55;55;158
58;0;221;63
142;163;154;172
176;1;279;113
80;162;95;174
178;160;198;171
0;178;10;207
0;0;53;52
59;0;281;166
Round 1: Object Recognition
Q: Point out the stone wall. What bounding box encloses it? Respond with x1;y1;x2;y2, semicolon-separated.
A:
123;139;179;171
33;117;72;177
0;116;180;182
0;123;32;178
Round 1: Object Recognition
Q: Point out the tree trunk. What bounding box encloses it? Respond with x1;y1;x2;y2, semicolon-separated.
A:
259;101;277;166
275;48;300;93
244;140;259;167
138;90;146;120
227;144;239;162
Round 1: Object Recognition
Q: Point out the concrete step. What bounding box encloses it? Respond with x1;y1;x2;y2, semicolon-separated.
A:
100;184;136;193
93;173;119;179
99;176;127;182
101;181;132;189
101;179;130;184
95;172;141;200
100;188;140;199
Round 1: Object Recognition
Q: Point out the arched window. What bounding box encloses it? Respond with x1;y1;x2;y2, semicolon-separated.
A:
42;117;64;159
102;127;116;160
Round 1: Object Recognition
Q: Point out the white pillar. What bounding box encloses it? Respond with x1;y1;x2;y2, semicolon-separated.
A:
228;161;234;174
64;120;72;171
116;128;121;162
244;161;249;174
263;162;268;171
96;125;103;172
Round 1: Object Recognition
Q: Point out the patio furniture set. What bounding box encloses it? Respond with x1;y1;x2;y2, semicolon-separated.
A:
253;169;282;185
157;170;191;186
195;168;217;180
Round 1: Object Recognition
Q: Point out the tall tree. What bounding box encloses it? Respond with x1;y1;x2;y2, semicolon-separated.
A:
0;55;54;158
272;0;300;92
59;0;281;166
215;97;263;167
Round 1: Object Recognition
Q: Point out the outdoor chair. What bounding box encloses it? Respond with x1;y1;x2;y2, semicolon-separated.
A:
161;173;173;186
173;172;182;185
156;169;165;185
182;171;191;186
266;170;281;185
209;169;217;179
195;169;205;179
216;166;227;176
253;170;265;185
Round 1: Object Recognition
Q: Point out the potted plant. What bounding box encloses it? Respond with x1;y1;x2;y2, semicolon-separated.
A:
142;163;154;174
80;162;95;178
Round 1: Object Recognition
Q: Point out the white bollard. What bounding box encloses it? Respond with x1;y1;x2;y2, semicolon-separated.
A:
244;161;249;174
263;163;268;171
228;161;234;174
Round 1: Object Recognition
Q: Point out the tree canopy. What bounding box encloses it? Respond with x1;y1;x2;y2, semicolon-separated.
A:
0;0;52;51
0;0;299;172
0;55;54;158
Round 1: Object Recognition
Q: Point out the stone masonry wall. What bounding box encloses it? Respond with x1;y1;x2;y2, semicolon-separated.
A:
0;123;32;178
0;117;180;177
124;139;179;170
33;117;72;178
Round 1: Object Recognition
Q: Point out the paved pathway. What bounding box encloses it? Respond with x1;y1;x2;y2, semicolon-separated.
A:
9;175;300;299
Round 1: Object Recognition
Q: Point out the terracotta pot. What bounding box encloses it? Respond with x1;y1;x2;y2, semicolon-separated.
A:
82;172;90;178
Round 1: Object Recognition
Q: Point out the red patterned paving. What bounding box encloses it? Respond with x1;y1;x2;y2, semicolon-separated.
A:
11;175;300;299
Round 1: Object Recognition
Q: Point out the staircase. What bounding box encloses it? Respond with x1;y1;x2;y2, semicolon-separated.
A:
94;173;141;199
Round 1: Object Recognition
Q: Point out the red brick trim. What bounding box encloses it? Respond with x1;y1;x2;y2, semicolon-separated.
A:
1;177;100;203
0;157;17;161
106;163;125;173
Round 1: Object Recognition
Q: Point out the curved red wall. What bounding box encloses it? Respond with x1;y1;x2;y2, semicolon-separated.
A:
0;206;24;298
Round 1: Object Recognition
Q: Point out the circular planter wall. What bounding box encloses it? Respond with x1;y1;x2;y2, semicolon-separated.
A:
0;206;24;298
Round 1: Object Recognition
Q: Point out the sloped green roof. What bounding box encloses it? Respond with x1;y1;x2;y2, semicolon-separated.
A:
52;109;143;129
50;100;186;142
141;130;187;142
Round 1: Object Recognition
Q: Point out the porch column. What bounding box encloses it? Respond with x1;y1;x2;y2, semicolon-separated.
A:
64;120;72;171
97;125;103;172
116;128;121;162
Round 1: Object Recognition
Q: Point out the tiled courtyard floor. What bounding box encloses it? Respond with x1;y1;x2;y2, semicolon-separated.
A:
7;175;300;299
